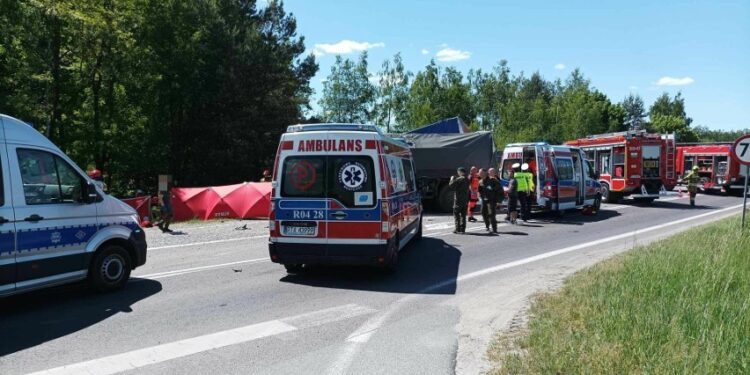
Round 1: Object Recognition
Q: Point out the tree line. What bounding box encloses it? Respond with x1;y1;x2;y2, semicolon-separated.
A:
1;0;316;195
319;52;747;147
2;1;745;195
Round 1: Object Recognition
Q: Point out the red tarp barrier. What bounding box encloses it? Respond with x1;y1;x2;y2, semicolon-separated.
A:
121;196;152;225
171;182;272;221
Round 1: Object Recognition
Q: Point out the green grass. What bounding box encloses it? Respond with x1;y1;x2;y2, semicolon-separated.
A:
488;216;750;375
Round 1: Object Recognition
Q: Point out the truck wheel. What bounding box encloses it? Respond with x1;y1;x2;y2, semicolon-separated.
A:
415;215;423;241
601;183;619;203
284;264;305;274
89;245;132;292
437;185;453;213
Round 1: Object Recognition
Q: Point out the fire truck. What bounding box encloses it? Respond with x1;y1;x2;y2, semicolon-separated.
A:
566;131;677;203
675;143;747;196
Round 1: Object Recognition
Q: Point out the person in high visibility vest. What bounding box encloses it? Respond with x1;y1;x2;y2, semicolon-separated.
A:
684;165;700;207
515;163;535;221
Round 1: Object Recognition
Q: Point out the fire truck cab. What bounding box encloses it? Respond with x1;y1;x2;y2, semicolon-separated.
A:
566;131;677;203
676;143;746;196
499;142;602;213
268;124;423;273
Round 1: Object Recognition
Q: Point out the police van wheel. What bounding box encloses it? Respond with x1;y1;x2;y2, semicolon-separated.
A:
415;216;423;240
89;245;132;292
593;194;602;213
284;264;305;274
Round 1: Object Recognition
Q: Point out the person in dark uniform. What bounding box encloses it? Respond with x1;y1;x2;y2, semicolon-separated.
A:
260;169;272;182
480;167;502;233
156;185;174;233
449;167;471;234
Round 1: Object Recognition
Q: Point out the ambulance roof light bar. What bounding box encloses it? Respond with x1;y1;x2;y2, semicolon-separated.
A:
286;123;382;134
505;141;549;147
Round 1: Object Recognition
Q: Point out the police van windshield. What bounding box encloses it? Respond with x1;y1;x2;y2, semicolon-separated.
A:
281;155;376;208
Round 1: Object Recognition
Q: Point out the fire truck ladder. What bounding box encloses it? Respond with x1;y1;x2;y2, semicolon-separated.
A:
663;133;676;180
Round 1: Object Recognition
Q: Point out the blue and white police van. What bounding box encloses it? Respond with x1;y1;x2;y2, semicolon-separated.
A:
0;114;146;297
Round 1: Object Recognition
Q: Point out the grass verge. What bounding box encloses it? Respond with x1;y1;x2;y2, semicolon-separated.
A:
488;216;750;374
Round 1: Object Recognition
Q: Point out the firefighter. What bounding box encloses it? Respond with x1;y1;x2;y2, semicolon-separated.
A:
449;167;471;234
468;166;480;222
684;165;700;207
516;163;535;221
480;167;502;233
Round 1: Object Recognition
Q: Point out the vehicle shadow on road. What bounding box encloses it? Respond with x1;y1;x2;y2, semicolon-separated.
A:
279;237;461;295
629;200;718;210
0;280;162;356
534;209;622;225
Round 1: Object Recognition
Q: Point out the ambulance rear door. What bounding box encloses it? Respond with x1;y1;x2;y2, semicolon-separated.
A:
551;147;577;210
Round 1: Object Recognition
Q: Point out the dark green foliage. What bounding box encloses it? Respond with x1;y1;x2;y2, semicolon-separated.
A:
0;0;317;195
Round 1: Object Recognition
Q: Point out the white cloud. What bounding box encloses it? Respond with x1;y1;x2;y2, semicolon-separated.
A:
435;47;471;62
656;76;694;86
629;85;638;90
554;63;566;70
313;40;385;56
421;49;430;55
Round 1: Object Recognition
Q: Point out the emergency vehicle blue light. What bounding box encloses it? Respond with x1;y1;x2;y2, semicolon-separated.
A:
286;123;381;134
506;141;549;147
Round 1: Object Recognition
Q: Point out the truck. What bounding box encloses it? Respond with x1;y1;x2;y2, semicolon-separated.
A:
397;118;496;212
675;143;747;196
565;130;677;203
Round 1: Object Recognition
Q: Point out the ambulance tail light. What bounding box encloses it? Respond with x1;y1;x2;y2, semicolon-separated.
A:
381;201;390;235
269;201;277;235
542;182;557;198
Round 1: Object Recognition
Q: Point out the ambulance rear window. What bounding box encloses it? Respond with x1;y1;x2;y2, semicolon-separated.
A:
329;156;376;208
281;156;326;197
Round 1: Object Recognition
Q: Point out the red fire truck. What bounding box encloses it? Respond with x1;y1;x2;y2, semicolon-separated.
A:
566;131;677;203
675;143;747;196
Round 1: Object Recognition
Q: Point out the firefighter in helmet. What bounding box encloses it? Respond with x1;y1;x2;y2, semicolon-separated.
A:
684;165;700;207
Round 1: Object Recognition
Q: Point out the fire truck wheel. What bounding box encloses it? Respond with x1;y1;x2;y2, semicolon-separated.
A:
601;183;619;203
437;185;454;213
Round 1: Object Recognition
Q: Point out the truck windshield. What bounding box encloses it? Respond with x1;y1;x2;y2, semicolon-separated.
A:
642;145;661;178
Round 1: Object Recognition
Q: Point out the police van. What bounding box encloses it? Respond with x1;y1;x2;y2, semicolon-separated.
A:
0;114;146;297
500;142;602;214
268;124;423;272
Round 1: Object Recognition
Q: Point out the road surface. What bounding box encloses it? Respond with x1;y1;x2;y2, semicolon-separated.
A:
1;194;745;375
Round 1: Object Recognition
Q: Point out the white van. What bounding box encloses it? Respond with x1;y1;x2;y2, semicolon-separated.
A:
0;114;146;297
269;124;423;272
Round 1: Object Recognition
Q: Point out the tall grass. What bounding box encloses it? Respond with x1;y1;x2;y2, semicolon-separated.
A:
488;216;750;374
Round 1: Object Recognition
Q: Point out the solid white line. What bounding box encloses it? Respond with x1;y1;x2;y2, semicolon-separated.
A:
327;203;744;375
28;321;296;375
149;235;267;250
29;304;375;375
136;258;270;280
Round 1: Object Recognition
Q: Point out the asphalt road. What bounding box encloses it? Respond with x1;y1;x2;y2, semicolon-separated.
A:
1;194;746;375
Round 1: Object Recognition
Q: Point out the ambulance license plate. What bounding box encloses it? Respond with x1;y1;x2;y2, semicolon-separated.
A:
281;221;317;237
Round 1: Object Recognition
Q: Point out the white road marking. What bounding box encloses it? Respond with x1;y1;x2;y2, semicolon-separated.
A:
28;304;375;375
149;235;267;250
135;258;270;280
327;203;745;375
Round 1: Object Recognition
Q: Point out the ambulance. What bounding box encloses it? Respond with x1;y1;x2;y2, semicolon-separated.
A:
0;114;146;297
268;124;423;272
499;142;602;214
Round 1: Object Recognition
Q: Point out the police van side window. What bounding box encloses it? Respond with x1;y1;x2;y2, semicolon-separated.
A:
17;149;85;205
555;159;574;180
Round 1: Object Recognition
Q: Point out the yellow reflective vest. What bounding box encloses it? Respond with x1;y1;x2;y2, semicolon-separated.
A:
515;171;535;193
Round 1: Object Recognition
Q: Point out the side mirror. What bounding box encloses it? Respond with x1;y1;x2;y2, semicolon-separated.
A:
85;182;99;204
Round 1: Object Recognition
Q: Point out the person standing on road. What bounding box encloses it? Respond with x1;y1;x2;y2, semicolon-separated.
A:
516;163;535;222
507;164;520;225
260;169;272;182
480;168;502;233
468;166;480;222
684;165;700;207
156;184;174;233
449;167;471;234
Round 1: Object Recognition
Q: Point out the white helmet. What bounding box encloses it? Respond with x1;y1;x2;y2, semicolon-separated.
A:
521;163;529;171
511;163;520;170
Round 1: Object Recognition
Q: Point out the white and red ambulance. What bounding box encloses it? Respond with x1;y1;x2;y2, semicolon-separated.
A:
268;124;423;272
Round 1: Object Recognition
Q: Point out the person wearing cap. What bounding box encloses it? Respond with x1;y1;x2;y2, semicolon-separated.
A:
684;165;701;207
467;166;480;222
87;168;107;191
260;169;272;182
449;167;471;234
515;163;535;222
479;167;502;232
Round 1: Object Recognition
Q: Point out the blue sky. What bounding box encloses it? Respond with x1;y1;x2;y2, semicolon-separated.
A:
281;0;749;131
